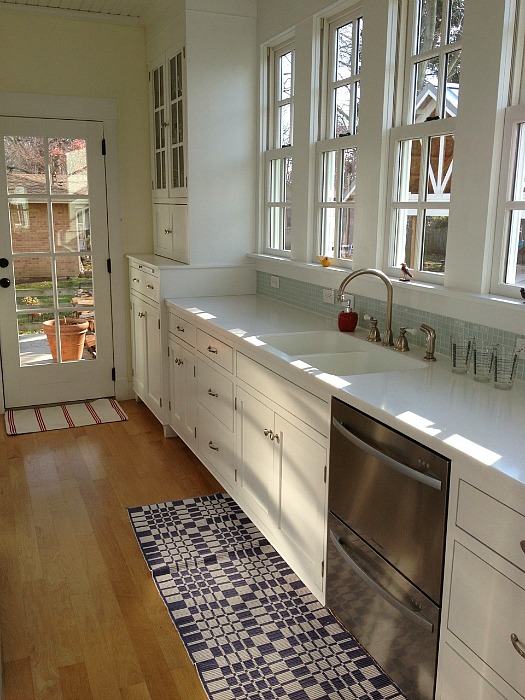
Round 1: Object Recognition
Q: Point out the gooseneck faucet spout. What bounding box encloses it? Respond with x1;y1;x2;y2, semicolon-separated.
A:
338;268;394;346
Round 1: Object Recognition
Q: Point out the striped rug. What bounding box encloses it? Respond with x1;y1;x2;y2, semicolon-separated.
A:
5;398;128;435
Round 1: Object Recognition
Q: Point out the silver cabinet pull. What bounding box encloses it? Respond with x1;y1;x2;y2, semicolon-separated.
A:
511;633;525;659
272;432;280;443
138;311;145;318
132;277;140;282
207;345;218;354
332;417;442;491
147;284;154;290
176;325;185;332
263;428;272;437
207;389;218;397
208;441;219;451
329;530;434;632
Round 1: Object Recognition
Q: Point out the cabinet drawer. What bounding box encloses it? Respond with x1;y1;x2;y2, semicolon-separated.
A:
237;353;328;437
439;643;508;700
198;406;235;488
448;542;525;697
457;481;525;574
169;312;196;347
197;360;234;430
196;330;233;373
129;263;160;304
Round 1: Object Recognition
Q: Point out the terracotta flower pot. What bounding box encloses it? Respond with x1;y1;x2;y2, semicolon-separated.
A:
42;318;89;361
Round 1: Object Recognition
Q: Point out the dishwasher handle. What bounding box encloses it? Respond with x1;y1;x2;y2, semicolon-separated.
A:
329;530;434;633
332;417;442;491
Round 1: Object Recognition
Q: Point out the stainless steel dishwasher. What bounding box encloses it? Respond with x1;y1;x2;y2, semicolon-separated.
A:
326;397;450;700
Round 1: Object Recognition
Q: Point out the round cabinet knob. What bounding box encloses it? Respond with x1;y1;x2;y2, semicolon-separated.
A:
0;278;11;288
0;258;9;268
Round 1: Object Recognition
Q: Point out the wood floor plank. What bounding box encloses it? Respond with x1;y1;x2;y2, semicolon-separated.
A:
0;400;221;700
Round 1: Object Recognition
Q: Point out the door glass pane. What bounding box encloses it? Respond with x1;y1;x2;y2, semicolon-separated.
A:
18;312;55;367
10;201;51;253
49;138;88;195
14;256;53;312
53;201;90;252
4;136;46;194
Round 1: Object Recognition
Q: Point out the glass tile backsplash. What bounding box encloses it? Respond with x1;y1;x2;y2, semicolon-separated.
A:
257;271;525;381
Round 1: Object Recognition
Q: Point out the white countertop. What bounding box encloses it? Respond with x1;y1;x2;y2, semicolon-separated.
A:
166;294;525;489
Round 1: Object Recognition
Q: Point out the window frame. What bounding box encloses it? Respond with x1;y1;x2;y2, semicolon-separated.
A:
262;38;295;257
315;5;363;268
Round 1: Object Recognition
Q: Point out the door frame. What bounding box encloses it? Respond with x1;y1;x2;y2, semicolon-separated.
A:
0;92;128;413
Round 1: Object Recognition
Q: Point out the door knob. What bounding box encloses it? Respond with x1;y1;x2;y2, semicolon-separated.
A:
0;278;10;288
0;258;9;268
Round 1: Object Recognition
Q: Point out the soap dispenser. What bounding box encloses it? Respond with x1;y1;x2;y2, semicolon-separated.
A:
338;296;358;332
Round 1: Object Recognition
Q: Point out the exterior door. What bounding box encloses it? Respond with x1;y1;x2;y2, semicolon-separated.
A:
0;117;115;408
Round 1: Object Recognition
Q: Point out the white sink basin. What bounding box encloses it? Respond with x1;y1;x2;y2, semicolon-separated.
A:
258;330;367;355
257;330;427;376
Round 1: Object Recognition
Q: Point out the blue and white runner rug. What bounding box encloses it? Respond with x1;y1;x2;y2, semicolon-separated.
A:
128;492;406;700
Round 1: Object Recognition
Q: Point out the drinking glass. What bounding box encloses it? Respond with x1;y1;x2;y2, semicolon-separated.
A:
450;334;474;374
493;346;519;390
472;344;494;383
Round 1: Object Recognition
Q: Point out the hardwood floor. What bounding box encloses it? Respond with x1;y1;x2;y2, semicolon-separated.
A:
0;400;222;700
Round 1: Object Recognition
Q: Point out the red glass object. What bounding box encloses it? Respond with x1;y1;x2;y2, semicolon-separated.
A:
338;309;358;332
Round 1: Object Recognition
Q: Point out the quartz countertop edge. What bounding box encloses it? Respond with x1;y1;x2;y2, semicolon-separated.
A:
165;294;525;489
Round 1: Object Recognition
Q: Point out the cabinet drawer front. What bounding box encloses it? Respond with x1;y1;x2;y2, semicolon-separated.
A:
448;542;525;697
130;264;160;304
197;330;233;373
198;406;235;488
237;353;328;437
197;360;234;430
169;312;196;347
457;481;525;574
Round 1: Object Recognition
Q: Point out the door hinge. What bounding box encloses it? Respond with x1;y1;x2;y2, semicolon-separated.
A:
193;366;196;378
194;426;197;439
183;46;186;59
167;346;170;357
158;318;161;330
111;367;116;381
102;138;106;156
234;468;237;482
131;368;134;377
107;258;112;273
321;560;325;578
160;397;162;408
234;396;237;411
168;400;171;411
324;465;327;483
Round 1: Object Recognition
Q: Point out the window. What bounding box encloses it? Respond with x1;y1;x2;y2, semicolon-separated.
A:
264;41;295;254
388;0;463;279
317;10;363;264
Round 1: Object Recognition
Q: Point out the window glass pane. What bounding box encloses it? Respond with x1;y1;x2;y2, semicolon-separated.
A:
321;151;337;202
342;148;357;202
339;208;355;259
49;139;88;196
447;0;464;43
403;211;417;268
284;206;292;251
284;157;293;202
5;136;46;194
336;22;353;81
444;49;460;117
422;212;448;271
417;0;443;53
14;256;53;312
279;51;293;100
398;139;422;199
279;104;291;147
268;207;282;249
335;86;352;136
413;56;440;123
356;18;363;74
427;134;453;199
320;208;336;257
512;123;525;201
269;158;292;203
505;212;525;285
354;81;360;132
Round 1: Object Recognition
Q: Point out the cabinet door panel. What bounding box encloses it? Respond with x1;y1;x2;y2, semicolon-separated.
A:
169;339;197;448
130;295;147;399
235;387;274;527
275;413;326;587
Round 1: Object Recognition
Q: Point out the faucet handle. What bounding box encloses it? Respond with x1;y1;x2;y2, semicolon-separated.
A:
364;316;381;343
420;324;437;362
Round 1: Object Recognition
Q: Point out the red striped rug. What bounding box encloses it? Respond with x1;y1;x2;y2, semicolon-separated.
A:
5;398;128;435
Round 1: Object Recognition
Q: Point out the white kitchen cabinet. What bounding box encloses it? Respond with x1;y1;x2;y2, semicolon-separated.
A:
437;472;525;700
129;262;162;420
146;3;256;266
154;203;188;264
236;354;328;594
168;337;197;450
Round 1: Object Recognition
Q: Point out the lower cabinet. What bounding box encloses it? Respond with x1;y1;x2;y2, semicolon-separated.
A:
235;383;327;594
130;292;162;420
198;405;235;490
168;337;197;450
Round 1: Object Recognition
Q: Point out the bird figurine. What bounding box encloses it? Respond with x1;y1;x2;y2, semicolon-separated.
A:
400;262;413;281
317;256;331;267
520;287;525;302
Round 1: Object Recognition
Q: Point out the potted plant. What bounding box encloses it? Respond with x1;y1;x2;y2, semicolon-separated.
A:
42;317;89;361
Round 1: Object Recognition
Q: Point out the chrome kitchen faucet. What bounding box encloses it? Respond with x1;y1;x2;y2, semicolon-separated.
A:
338;268;394;346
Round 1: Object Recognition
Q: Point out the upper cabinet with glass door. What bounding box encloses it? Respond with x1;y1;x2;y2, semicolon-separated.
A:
150;46;187;202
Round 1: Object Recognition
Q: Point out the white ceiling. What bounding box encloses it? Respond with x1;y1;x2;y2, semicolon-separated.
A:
0;0;165;23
